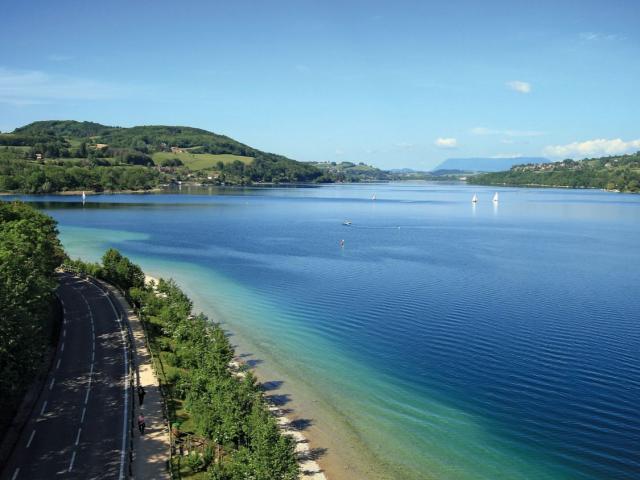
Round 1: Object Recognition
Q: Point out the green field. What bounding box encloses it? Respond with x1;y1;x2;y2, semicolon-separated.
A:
151;151;253;171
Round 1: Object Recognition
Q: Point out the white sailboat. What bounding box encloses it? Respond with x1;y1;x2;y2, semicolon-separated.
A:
372;193;376;201
492;192;499;203
82;191;86;204
471;193;478;204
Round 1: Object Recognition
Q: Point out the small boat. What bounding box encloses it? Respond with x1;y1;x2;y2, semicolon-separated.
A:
372;193;376;201
342;220;352;226
82;191;86;204
471;193;478;204
493;192;499;203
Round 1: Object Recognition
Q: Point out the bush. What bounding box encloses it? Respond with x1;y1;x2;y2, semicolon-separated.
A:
160;158;183;167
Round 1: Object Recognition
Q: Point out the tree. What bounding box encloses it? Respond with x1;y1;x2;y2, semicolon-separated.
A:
160;157;184;167
0;202;65;432
76;142;88;158
101;248;144;290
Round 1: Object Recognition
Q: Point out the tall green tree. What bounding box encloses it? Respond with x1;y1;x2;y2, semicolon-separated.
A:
0;201;65;430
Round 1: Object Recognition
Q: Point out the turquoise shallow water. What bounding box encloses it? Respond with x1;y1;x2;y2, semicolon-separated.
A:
12;183;640;479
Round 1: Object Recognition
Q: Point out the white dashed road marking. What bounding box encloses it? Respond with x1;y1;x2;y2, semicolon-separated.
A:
26;430;35;448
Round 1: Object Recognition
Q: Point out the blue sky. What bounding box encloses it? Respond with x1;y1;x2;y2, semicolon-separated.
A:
1;0;638;169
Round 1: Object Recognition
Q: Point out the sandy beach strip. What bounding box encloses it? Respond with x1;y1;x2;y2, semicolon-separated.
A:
144;275;327;479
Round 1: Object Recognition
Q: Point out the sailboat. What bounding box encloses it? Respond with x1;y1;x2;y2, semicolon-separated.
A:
82;191;86;204
493;192;499;203
372;193;376;201
471;193;478;204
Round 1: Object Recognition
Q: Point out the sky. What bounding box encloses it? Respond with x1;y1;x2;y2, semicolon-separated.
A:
1;0;639;170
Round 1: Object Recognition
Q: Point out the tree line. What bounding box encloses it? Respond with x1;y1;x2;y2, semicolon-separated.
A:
468;152;640;193
66;251;300;479
0;201;65;434
0;157;162;193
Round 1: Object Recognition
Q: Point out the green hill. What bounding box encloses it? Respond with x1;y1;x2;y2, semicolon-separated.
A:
467;152;640;193
0;120;326;192
308;161;392;182
14;120;116;138
7;120;294;166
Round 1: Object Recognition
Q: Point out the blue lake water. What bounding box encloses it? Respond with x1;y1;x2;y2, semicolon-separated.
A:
12;183;640;479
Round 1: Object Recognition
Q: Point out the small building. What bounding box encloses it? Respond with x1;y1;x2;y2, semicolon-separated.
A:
35;153;43;160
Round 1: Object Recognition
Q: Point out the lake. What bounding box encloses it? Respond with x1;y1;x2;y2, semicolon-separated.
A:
12;182;640;479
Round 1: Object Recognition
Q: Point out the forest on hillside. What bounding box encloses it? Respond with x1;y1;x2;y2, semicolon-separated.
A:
468;152;640;193
0;121;326;192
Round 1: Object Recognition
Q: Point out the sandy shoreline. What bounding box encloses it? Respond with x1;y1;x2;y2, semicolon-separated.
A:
145;275;327;479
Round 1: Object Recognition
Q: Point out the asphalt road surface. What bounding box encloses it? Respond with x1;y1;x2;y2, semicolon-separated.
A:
2;273;130;480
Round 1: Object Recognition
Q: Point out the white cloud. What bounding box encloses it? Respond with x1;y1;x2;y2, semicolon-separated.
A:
471;126;544;137
0;67;130;105
506;80;531;94
434;137;457;149
543;138;640;158
579;32;621;42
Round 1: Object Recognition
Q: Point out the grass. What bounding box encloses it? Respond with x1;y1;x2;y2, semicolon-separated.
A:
151;151;253;171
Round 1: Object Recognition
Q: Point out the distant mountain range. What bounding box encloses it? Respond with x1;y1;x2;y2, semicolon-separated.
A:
435;157;550;172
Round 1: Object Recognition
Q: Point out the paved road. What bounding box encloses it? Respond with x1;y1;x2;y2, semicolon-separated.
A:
1;273;130;480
